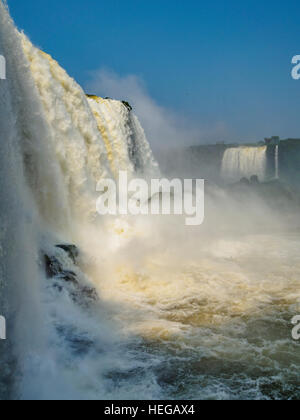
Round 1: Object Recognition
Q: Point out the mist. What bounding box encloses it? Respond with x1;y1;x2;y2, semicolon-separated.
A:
85;69;235;152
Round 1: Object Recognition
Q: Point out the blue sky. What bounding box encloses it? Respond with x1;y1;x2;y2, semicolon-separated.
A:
7;0;300;144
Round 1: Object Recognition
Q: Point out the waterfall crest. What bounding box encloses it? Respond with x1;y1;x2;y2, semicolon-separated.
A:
87;95;159;179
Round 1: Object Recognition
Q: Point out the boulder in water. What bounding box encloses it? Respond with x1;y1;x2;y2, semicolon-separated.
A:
44;244;79;277
43;245;98;303
44;254;77;280
44;254;63;278
250;175;260;185
240;177;250;186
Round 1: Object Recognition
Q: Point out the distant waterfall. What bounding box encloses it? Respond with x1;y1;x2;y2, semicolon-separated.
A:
221;146;267;183
275;145;279;179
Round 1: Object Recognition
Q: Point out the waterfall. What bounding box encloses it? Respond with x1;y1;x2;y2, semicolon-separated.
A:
221;146;267;183
0;0;159;399
0;0;52;398
87;95;159;179
19;41;159;230
275;145;279;179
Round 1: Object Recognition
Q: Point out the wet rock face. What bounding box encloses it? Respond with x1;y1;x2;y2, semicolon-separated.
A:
44;254;64;278
43;245;98;303
55;244;79;264
44;244;79;277
121;101;132;112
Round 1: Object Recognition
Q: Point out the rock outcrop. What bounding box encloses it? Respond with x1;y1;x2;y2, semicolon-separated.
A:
43;244;98;303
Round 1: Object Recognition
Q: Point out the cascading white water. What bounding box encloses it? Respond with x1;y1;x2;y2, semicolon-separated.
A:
0;1;60;399
221;146;267;183
275;145;279;179
0;0;161;399
19;40;159;232
86;95;159;179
